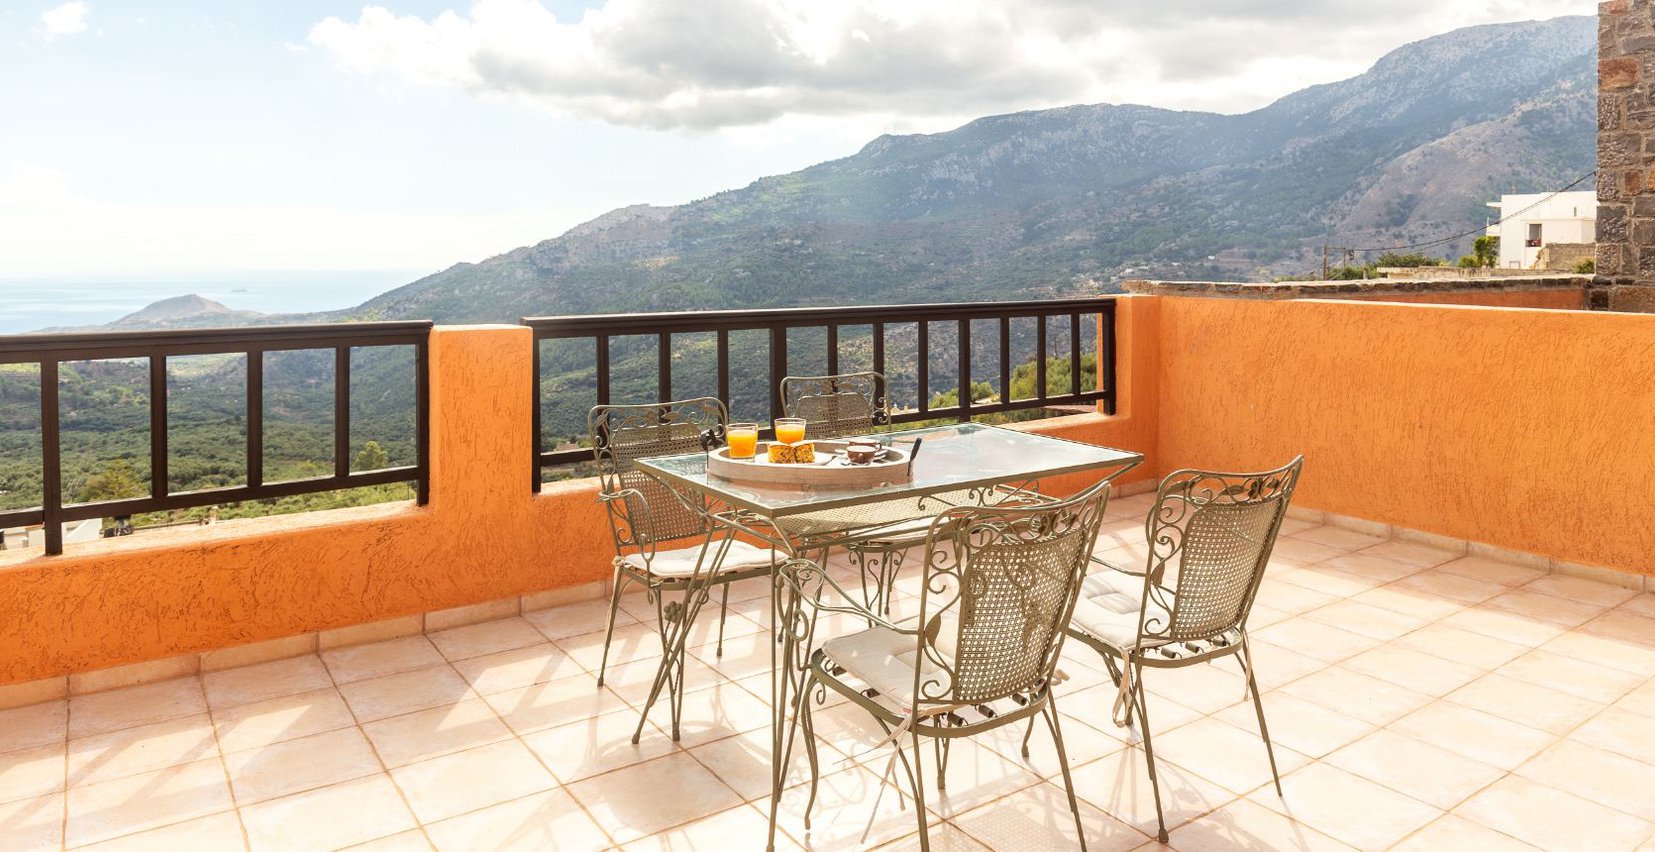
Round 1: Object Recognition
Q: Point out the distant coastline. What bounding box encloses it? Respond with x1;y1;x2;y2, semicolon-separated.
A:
0;270;425;334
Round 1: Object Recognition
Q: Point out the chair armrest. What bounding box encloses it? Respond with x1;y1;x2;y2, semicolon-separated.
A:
777;559;915;634
1089;554;1147;576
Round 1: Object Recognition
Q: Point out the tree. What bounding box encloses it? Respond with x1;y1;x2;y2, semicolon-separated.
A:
1375;252;1445;268
1471;235;1499;268
353;440;390;472
78;459;144;503
1573;258;1595;274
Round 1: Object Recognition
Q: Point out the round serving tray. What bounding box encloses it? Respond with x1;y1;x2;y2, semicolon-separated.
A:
707;439;912;487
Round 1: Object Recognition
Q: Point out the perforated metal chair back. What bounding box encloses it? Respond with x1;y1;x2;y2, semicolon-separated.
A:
780;372;887;439
588;398;726;554
914;482;1109;708
1141;457;1303;644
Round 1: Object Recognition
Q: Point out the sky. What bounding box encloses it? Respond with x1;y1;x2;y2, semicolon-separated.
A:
0;0;1596;283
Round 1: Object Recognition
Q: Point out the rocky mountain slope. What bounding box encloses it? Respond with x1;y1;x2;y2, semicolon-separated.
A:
336;15;1594;324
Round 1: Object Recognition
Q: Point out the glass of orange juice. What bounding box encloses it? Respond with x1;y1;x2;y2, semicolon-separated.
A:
774;417;807;445
727;423;759;459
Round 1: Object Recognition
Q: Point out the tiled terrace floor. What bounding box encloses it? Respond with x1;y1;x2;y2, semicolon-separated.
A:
2;496;1654;850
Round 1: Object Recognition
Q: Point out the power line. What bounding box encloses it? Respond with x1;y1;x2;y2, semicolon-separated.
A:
1338;169;1598;255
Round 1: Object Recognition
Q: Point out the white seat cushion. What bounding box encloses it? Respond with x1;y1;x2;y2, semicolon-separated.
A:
620;539;774;579
821;622;955;710
1068;570;1172;652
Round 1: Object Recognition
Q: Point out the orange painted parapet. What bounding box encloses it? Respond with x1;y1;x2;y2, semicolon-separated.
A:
0;326;615;685
1155;296;1655;576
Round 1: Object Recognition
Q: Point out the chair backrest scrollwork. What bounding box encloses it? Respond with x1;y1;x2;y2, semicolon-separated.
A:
588;398;727;562
780;372;889;440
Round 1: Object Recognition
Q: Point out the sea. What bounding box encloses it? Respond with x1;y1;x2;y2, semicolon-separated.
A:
0;270;429;334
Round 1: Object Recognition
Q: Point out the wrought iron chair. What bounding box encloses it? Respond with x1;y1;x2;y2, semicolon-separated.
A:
781;372;924;616
589;398;776;741
1065;457;1303;842
790;481;1111;852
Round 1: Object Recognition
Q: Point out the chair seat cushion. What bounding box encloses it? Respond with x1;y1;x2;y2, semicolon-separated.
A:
1068;570;1172;652
620;540;774;579
821;621;958;710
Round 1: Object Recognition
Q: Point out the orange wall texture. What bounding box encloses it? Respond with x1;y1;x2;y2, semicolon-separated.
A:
1154;296;1655;575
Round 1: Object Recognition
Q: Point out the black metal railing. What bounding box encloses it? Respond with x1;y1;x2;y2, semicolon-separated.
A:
0;322;431;555
523;297;1117;486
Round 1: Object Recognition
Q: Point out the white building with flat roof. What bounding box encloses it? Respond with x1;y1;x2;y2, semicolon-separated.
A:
1485;191;1595;269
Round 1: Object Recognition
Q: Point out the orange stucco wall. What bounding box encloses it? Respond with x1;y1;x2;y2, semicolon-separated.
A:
1347;288;1586;309
1155;296;1655;575
0;326;615;684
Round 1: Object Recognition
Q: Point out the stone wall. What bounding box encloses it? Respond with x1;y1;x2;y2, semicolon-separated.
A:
1597;0;1655;311
1534;242;1596;271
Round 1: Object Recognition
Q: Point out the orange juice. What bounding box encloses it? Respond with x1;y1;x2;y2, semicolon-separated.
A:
727;423;759;459
775;418;806;445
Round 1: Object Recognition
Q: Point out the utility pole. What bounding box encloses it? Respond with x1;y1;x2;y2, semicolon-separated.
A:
1322;243;1330;280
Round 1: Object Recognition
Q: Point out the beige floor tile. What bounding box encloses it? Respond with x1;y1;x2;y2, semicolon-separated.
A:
482;672;628;736
1150;716;1309;795
1290;526;1384;552
668;679;776;747
239;774;416;852
520;706;679;783
1474;591;1605;630
594;652;721;707
1213;693;1374;759
1141;660;1249;715
223;725;382;804
1348;583;1465;621
1240;641;1326;691
902;737;1043;819
1319;552;1429;583
1540;629;1655;677
0;792;66;852
1525;574;1640;608
1455;774;1653;852
1496;648;1645;704
1581;610;1655;648
1252;620;1375;664
361;698;512;769
1617;678;1655;719
67;713;219;787
1324;729;1503;810
1516;739;1655;821
1278;666;1431;726
971;705;1126;782
1340;645;1483;697
1571;707;1655;766
391;738;556;824
1254;580;1342;616
1249;763;1440;849
686;727;843;801
1357;540;1461;569
0;742;64;806
763;763;931;850
68;679;204;739
621;802;796;851
688;629;784;682
952;779;1149;851
1300;599;1427;641
0;701;68;757
523;598;636;642
1446;673;1602;734
449;643;584;696
426;788;611;851
1395;623;1528;670
211;686;355;753
1274;567;1380;600
1620;592;1655;619
1391;569;1508;605
339;666;478;723
321;636;447;685
555;622;664;672
1167;796;1353;852
1436;556;1547;588
568;751;743;843
202;656;332;710
1268;538;1350;569
79;811;245;852
1440;604;1572;647
65;757;232;847
1389;702;1554;771
1070;746;1236;839
428;617;549;662
343;829;433;851
1389;814;1540;851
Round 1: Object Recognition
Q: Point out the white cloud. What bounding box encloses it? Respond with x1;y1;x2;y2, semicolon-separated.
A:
308;0;1596;132
40;1;88;37
0;162;584;277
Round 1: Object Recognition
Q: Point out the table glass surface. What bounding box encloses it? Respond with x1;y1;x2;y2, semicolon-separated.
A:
636;422;1140;517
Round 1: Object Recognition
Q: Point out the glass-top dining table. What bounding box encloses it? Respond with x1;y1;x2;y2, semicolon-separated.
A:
635;422;1143;850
